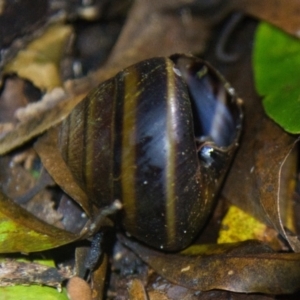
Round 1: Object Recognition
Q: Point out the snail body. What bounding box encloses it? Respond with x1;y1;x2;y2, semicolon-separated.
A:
58;54;242;251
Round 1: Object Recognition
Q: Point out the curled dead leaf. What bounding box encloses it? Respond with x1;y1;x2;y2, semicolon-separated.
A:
120;235;300;294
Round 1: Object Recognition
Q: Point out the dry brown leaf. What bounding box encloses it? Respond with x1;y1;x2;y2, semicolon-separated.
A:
34;128;92;217
222;73;300;251
231;0;300;38
121;236;300;294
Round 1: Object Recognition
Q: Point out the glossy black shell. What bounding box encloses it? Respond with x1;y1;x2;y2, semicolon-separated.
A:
58;54;243;251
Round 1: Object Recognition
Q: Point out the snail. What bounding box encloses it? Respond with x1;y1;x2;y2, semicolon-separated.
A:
56;54;243;251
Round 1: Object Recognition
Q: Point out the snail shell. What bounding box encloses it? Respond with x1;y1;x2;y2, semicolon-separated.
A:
58;54;243;251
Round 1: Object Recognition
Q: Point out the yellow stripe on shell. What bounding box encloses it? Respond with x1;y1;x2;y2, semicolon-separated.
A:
121;68;141;227
165;59;178;247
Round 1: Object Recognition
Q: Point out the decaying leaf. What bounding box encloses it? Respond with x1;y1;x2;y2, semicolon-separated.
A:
217;205;279;247
255;122;299;250
90;254;108;300
215;20;300;252
4;24;73;91
34;128;92;217
0;89;84;156
231;0;300;38
0;76;41;124
128;278;148;300
1;0;300;298
0;260;72;288
121;235;300;294
104;0;210;72
223;101;300;251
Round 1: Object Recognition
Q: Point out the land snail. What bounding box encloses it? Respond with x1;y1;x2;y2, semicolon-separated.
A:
57;53;243;252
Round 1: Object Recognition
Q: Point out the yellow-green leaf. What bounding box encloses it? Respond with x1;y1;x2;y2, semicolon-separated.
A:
0;286;68;300
0;189;78;253
217;205;267;243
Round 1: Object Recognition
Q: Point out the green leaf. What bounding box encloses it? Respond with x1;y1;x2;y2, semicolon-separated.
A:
253;22;300;134
0;286;68;300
